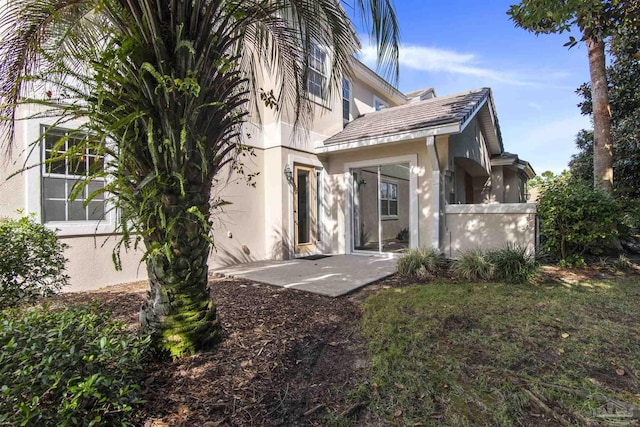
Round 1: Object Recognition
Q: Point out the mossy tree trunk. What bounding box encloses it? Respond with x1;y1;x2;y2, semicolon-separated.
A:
140;188;221;358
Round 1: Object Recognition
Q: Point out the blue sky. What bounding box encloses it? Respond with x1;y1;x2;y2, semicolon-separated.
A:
351;1;593;174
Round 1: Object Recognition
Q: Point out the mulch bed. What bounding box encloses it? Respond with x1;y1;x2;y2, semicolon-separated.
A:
55;277;392;426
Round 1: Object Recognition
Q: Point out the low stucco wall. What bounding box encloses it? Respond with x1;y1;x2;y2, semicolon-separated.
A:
444;203;537;258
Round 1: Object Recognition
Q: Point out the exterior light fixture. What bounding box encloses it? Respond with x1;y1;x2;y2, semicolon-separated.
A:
284;164;294;184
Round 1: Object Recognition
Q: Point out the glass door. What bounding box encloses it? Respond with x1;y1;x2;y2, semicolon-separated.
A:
294;165;316;255
351;163;410;253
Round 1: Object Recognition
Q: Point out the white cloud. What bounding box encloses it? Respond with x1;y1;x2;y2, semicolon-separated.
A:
507;114;591;173
528;102;542;111
359;41;571;88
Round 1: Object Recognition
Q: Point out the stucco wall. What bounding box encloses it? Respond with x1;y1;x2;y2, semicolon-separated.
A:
60;235;146;292
0;150;26;220
207;148;267;267
444;203;537;258
449;118;492;177
0;106;147;291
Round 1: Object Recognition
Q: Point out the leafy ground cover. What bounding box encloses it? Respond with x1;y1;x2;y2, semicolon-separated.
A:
47;263;640;426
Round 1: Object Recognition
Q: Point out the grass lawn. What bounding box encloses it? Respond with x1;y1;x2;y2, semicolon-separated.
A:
356;278;640;426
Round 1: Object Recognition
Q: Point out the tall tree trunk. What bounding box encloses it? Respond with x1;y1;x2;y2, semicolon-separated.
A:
140;194;221;358
587;37;614;193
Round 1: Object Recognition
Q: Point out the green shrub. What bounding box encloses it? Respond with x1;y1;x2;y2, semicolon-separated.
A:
487;245;538;284
0;215;69;309
558;255;588;268
621;199;640;235
537;176;623;261
397;247;445;278
0;304;150;426
450;250;494;282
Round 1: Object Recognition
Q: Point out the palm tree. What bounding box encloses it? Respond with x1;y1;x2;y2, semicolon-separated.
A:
0;0;399;358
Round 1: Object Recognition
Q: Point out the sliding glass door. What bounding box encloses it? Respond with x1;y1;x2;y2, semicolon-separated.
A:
351;163;410;253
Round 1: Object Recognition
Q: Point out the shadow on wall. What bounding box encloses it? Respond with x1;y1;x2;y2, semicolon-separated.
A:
325;172;347;254
444;209;536;258
212;243;256;268
268;228;291;260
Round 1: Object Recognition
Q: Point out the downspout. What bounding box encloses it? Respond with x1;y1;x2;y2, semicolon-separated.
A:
426;136;441;251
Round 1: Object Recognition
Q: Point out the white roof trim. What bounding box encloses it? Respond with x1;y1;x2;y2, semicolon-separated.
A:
491;158;517;166
459;96;488;134
316;122;461;154
351;58;407;105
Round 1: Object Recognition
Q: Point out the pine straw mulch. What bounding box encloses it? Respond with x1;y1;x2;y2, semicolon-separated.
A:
53;276;411;426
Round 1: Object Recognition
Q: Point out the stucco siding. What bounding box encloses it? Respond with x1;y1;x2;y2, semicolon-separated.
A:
444;203;537;258
61;236;145;291
449;118;492;177
0;151;26;220
208;148;267;267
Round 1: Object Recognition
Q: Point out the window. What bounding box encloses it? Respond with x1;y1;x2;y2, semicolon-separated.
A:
342;78;351;124
374;96;388;111
42;127;106;222
307;43;327;101
380;181;398;217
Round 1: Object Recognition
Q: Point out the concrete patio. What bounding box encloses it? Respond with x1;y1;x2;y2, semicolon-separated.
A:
211;254;398;297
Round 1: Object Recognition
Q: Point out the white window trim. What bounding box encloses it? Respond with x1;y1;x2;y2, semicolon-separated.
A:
23;114;116;236
373;95;388;111
306;42;331;107
342;77;352;125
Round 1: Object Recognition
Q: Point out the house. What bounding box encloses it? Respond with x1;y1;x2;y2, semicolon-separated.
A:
0;55;536;291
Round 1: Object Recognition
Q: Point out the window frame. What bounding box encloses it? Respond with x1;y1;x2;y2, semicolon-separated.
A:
380;180;399;219
41;126;108;224
342;77;351;125
373;95;388;111
306;42;329;104
20;118;115;236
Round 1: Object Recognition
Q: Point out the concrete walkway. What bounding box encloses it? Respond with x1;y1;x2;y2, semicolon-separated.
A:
211;254;397;297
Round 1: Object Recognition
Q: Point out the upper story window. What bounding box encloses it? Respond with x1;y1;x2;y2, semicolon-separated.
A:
380;181;398;217
342;78;351;125
42;127;106;223
307;43;327;101
374;96;388;111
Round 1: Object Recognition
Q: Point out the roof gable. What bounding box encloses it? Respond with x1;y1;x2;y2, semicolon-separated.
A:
323;88;498;149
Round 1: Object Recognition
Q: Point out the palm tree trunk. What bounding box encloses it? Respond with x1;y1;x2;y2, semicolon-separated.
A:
139;196;221;358
587;37;614;193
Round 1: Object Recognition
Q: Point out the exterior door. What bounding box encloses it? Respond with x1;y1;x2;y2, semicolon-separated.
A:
294;165;316;255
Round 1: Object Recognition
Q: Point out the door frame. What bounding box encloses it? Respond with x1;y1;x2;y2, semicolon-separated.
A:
344;154;419;255
286;154;324;259
293;164;317;255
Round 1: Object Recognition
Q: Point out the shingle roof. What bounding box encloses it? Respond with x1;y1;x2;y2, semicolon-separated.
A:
324;88;490;145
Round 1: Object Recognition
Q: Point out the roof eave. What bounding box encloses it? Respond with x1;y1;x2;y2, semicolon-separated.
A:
517;161;536;179
316;121;461;154
350;58;407;105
